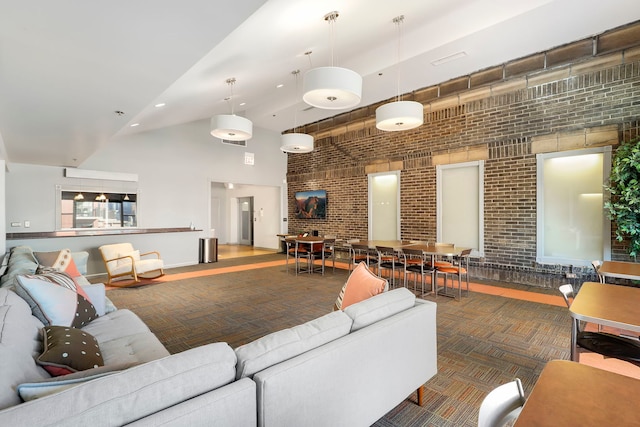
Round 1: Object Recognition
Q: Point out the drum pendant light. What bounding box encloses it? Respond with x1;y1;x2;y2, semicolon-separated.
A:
303;11;362;110
281;70;314;153
210;78;253;141
376;15;423;131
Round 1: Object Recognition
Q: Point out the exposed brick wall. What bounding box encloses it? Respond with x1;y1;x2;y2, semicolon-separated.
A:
286;21;640;288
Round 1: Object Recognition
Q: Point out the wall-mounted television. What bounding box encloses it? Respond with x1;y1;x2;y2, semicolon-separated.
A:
294;190;327;219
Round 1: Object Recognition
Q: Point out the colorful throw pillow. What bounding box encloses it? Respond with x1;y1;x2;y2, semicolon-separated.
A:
334;262;388;310
34;249;82;278
37;326;104;376
15;272;98;328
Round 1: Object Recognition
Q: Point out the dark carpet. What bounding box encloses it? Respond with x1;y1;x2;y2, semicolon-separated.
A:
106;255;570;427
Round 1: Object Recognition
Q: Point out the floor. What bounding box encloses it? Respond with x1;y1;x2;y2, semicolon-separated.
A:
217;244;640;380
217;244;278;260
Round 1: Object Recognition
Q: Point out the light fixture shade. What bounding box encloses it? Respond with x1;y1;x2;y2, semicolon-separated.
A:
73;192;84;201
303;66;362;110
210;114;253;141
375;100;424;131
280;133;314;153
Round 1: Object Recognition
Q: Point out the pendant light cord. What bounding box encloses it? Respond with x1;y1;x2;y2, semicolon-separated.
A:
325;11;339;67
225;77;236;115
394;15;405;103
292;70;300;132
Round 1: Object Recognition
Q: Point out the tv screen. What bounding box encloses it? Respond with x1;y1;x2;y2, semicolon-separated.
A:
294;190;327;219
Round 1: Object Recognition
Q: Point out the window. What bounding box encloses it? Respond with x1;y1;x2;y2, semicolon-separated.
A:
436;161;484;257
60;191;137;229
536;147;611;266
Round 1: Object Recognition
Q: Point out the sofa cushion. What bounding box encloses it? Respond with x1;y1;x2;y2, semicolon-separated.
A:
235;310;352;380
344;287;416;332
81;309;169;365
0;246;38;290
37;326;104;376
334;261;388;310
18;370;120;402
0;288;50;410
15;272;98;328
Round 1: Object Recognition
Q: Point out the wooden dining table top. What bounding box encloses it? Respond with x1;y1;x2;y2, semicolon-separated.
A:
570;282;640;333
598;260;640;280
514;360;640;426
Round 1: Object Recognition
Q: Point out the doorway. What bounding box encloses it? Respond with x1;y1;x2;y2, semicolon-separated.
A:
238;196;254;245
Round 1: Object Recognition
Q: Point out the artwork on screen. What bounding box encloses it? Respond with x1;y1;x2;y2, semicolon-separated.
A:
295;190;327;219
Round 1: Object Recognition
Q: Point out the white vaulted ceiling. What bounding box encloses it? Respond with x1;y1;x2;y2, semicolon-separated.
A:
1;0;639;167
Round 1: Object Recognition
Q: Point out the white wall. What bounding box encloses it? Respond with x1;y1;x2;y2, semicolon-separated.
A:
222;184;281;249
0;160;5;255
4;118;287;272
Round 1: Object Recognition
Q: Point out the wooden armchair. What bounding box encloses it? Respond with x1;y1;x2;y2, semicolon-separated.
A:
99;243;164;285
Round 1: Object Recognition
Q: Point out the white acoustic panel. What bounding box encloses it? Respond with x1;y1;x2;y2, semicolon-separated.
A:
64;168;138;182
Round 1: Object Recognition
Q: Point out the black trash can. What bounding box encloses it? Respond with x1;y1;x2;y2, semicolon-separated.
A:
199;238;218;263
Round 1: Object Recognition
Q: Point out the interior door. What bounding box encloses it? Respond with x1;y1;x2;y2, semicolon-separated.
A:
238;196;253;245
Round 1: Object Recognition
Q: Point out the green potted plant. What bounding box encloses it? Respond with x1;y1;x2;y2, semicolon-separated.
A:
604;137;640;258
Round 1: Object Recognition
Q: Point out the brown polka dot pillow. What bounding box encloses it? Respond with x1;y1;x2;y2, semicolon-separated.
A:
37;326;104;376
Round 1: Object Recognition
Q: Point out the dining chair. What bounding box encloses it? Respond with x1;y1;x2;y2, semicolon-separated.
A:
477;378;525;427
294;239;312;275
435;248;471;300
429;242;455;268
346;239;368;271
375;246;404;288
591;260;605;283
285;238;296;273
323;235;336;273
351;242;378;274
402;247;435;296
404;240;428;267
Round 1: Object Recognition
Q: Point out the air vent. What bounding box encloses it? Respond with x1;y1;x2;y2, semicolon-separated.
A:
221;139;247;147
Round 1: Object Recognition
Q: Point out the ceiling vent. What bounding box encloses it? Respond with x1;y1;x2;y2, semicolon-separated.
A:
221;139;247;147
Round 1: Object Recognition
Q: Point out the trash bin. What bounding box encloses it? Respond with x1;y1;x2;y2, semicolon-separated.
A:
199;238;218;263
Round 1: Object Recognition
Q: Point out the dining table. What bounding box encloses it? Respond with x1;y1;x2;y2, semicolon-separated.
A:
569;281;640;361
598;260;640;281
514;359;640;426
285;235;326;274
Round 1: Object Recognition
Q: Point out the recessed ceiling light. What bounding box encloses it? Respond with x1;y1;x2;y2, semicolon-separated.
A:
154;103;166;108
239;102;246;106
130;123;140;127
276;84;284;88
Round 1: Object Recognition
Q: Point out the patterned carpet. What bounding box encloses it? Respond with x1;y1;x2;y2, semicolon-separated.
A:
106;255;570;426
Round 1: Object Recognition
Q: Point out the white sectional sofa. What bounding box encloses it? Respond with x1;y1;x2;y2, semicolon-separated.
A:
0;245;437;426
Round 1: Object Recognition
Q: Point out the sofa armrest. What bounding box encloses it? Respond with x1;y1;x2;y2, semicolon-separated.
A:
81;283;106;316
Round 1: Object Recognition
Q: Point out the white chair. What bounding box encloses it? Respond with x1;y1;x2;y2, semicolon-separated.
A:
99;243;164;285
591;260;605;283
478;378;526;427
